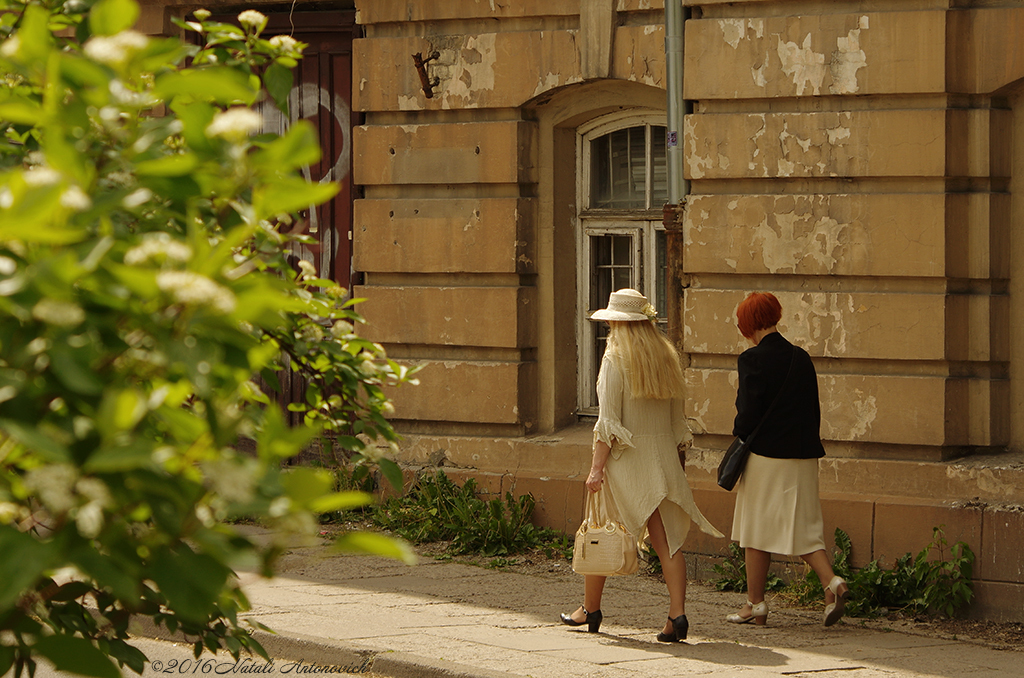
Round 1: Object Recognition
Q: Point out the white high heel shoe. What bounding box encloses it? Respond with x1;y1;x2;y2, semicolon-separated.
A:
824;576;850;626
726;600;768;625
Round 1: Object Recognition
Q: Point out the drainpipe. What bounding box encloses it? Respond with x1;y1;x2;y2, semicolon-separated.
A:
664;0;690;348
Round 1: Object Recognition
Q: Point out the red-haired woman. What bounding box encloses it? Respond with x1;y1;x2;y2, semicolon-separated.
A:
728;292;850;627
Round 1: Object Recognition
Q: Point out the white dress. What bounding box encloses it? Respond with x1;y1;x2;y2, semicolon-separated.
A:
593;355;723;556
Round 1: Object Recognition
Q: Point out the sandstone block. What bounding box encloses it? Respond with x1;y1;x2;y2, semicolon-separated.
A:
354;198;535;274
685;368;948;446
683;289;947;360
873;499;982;569
352;32;582;112
386;360;535;426
684;12;945;99
980;507;1024;583
683;110;945;180
355;285;537;348
684;194;944;278
354;121;536;184
354;0;580;24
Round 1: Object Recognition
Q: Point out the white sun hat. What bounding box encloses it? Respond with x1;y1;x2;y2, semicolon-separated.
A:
590;288;657;322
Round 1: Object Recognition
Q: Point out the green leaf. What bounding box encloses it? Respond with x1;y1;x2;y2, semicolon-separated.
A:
97;389;146;436
0;101;45;125
0;419;70;462
333;532;417;565
253;176;339;217
309;491;374;514
105;639;147;675
35;635;120;678
71;547;139;602
156;68;258;106
135;153;200;176
148;546;230;623
49;344;105;396
18;5;55;63
378;457;404;492
264;63;293;116
0;526;57;608
254;120;320;173
89;0;140;37
280;467;333;507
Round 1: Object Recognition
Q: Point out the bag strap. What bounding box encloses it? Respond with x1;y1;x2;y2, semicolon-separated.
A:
584;488;610;526
745;345;798;445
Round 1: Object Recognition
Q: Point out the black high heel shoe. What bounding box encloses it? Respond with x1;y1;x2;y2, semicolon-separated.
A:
656;614;688;642
559;606;603;633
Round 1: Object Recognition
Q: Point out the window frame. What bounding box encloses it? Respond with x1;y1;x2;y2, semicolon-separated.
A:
576;110;668;415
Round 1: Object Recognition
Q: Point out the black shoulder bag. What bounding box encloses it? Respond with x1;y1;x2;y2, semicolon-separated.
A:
717;346;797;491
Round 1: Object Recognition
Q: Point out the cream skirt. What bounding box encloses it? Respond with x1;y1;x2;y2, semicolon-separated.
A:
730;453;827;556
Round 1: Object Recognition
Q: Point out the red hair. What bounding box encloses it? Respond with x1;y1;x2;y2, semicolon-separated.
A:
737;292;782;339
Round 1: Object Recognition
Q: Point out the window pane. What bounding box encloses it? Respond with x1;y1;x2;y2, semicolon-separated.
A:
590;128;645;209
590;234;633;309
652;125;668;207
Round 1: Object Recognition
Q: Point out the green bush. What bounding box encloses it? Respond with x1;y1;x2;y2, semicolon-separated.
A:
826;526;975;618
372;471;568;558
0;3;415;677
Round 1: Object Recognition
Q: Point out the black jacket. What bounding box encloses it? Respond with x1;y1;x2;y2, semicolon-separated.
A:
732;332;825;460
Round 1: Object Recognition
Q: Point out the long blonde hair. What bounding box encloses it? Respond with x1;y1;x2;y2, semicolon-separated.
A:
605;321;686;400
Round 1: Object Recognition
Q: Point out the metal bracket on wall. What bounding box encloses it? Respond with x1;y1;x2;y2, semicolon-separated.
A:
412;51;440;99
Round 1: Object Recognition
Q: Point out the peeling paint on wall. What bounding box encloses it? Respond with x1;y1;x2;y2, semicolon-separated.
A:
435;33;498;108
777;34;826;96
719;18;765;49
830;26;867;94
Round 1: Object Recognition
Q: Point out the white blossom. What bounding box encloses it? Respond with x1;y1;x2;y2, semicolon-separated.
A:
25;464;79;514
124;233;193;266
205;108;262;140
0;502;23;524
122;188;153;208
75;502;104;538
0;256;15;276
237;10;267;31
330;320;353;338
156;270;237;314
0;187;13;209
76;477;112;507
300;323;323;343
32;299;86;327
381;401;396;416
193;9;211;21
1;36;21;58
297;259;316;279
60;186;92;211
84;31;149;67
23;167;61;187
269;35;300;52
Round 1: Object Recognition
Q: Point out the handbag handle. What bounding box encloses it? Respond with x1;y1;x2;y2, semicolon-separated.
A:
584;488;612;528
744;345;798;448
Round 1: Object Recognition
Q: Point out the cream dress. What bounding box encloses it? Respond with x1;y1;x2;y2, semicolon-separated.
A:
594;355;723;556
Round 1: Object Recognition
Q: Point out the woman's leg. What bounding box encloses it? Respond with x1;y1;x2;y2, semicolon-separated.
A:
745;547;772;604
800;549;844;601
647;508;687;633
569;574;607;622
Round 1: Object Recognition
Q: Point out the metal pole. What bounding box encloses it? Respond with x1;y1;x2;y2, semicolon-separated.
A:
664;0;690;350
665;0;688;204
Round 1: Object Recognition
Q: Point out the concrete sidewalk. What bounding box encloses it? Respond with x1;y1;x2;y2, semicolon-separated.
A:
148;532;1020;678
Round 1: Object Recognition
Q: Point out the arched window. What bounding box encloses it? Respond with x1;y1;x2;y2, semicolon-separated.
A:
577;112;668;413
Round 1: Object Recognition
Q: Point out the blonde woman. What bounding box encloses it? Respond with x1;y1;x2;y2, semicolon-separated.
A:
560;289;723;642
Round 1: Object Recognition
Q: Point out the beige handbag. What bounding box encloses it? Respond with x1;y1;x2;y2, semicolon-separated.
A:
571;489;639;576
